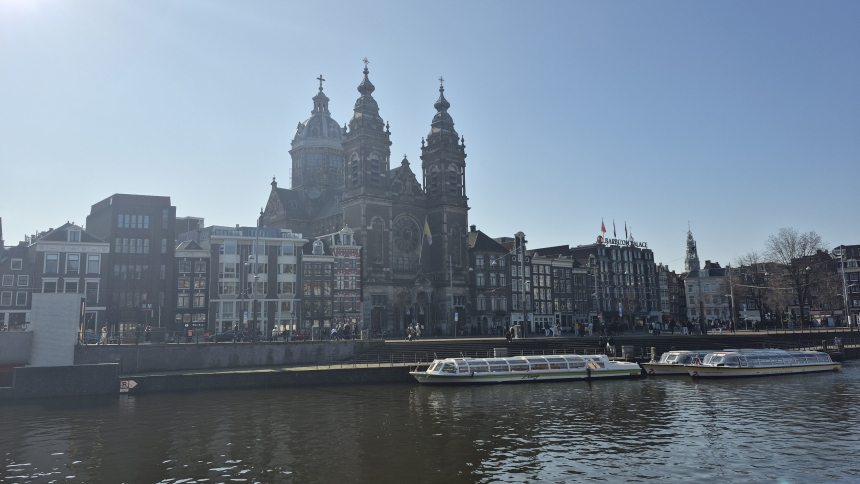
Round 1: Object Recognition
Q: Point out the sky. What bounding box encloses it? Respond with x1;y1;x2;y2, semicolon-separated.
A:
1;0;858;271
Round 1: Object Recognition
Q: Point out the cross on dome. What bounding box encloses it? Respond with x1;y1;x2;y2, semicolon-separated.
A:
317;75;325;92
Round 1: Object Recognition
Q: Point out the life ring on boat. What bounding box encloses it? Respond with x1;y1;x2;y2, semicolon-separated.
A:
648;368;655;375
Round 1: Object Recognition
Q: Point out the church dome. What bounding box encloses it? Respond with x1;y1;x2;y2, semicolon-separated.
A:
293;84;343;146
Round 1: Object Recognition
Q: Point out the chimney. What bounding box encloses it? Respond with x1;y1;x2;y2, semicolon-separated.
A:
470;225;476;233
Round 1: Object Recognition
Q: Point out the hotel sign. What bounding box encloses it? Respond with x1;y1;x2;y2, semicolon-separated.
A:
596;235;647;248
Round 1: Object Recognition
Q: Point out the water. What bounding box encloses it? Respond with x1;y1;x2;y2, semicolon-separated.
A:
2;364;860;484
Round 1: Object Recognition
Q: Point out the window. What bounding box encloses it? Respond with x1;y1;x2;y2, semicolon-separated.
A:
86;281;99;305
179;261;191;273
1;275;12;286
43;281;57;293
218;282;238;295
15;291;27;306
161;239;167;253
349;257;356;269
45;254;59;274
193;294;206;308
278;282;294;294
178;277;190;289
160;264;166;280
490;273;497;287
162;209;169;229
17;275;29;286
68;230;80;242
476;255;484;268
477;273;485;287
85;254;100;274
220;240;238;255
279;263;295;274
11;259;23;270
194;261;206;273
177;295;190;308
477;295;486;311
194;278;206;289
64;280;78;293
0;292;11;306
66;254;80;274
279;242;294;255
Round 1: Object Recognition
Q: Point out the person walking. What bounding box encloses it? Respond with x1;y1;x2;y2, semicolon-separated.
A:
598;335;606;355
607;335;616;356
505;326;513;343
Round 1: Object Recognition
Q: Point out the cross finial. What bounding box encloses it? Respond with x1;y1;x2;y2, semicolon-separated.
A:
317;74;325;91
363;57;369;67
438;76;444;89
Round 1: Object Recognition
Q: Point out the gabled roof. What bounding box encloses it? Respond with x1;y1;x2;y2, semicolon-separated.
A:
534;245;570;257
176;240;204;251
36;223;107;244
468;229;508;253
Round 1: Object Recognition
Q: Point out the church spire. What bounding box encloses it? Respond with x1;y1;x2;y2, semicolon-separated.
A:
685;225;700;273
350;58;383;128
427;76;457;140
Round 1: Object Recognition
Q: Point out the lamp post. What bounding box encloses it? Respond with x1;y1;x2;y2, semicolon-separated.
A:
835;246;851;330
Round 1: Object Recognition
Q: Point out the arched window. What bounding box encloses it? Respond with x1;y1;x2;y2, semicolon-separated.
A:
370;154;381;188
350;155;360;188
371;218;385;264
448;165;460;196
451;224;462;266
426;166;439;198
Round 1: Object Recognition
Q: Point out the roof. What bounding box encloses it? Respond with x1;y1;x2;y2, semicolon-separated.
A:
176;240;204;251
35;223;107;244
468;229;508;253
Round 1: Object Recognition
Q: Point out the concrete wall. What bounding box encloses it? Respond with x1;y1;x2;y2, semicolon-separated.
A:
0;363;118;400
74;340;383;374
127;365;414;394
30;293;82;366
0;331;33;365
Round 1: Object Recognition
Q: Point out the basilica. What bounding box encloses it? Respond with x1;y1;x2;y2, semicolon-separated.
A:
262;63;471;335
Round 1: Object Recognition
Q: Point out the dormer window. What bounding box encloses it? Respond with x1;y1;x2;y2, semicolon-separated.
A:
313;240;324;255
68;230;80;242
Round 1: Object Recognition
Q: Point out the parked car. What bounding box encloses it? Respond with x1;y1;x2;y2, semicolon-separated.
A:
207;330;247;342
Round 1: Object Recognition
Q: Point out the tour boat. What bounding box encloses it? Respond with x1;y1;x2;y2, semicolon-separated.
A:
640;350;714;375
686;349;840;378
410;354;642;384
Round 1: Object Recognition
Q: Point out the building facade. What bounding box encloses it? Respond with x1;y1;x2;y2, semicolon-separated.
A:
682;228;729;331
174;240;210;331
467;226;510;335
85;194;177;334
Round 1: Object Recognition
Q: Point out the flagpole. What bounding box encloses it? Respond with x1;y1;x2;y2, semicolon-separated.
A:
418;215;427;273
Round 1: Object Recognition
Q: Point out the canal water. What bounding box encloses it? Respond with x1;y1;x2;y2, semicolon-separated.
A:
2;363;860;484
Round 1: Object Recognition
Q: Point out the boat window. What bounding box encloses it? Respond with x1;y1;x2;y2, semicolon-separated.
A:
723;356;739;367
665;354;679;363
458;365;470;374
441;364;456;373
586;361;605;369
509;363;529;372
677;355;692;364
705;355;724;365
530;363;549;371
659;354;671;363
470;363;489;373
490;365;509;372
566;360;585;368
549;361;567;370
428;362;439;372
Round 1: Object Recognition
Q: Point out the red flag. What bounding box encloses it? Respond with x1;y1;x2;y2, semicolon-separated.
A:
601;219;606;234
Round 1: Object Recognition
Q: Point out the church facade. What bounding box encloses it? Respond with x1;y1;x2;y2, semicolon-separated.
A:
262;64;471;336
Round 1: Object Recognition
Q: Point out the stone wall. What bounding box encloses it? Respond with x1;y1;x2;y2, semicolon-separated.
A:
74;340;383;374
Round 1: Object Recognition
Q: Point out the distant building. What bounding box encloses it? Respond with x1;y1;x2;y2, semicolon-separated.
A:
85;194;177;334
497;233;534;334
0;218;34;331
301;238;335;338
468;225;510;335
319;226;362;333
174;240;210;331
683;228;729;330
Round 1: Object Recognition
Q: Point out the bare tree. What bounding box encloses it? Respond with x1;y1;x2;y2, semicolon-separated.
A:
764;228;827;329
732;251;771;327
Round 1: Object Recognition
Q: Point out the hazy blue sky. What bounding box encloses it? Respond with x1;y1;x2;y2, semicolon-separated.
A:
1;1;857;270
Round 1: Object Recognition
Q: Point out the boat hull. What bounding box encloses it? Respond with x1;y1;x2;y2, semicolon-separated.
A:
640;363;691;375
410;368;640;385
687;363;841;378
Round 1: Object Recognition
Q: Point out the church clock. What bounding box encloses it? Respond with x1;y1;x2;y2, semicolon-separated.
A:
392;217;421;252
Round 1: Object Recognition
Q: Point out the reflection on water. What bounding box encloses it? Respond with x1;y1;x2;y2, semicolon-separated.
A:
2;363;860;483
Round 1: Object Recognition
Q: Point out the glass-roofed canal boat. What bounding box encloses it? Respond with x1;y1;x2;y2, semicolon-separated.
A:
410;354;642;384
686;348;841;378
640;350;715;375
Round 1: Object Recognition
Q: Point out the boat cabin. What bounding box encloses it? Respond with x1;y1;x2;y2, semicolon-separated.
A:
426;355;610;374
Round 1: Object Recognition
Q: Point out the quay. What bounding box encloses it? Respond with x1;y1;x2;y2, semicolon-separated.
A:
1;330;857;400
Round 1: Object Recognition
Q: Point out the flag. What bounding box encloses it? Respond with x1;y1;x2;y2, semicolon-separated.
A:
613;220;616;238
624;222;628;239
424;220;432;245
600;219;606;234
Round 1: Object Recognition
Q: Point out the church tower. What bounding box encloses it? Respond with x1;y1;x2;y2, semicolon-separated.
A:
685;227;700;272
341;60;393;274
290;76;344;193
420;78;470;329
